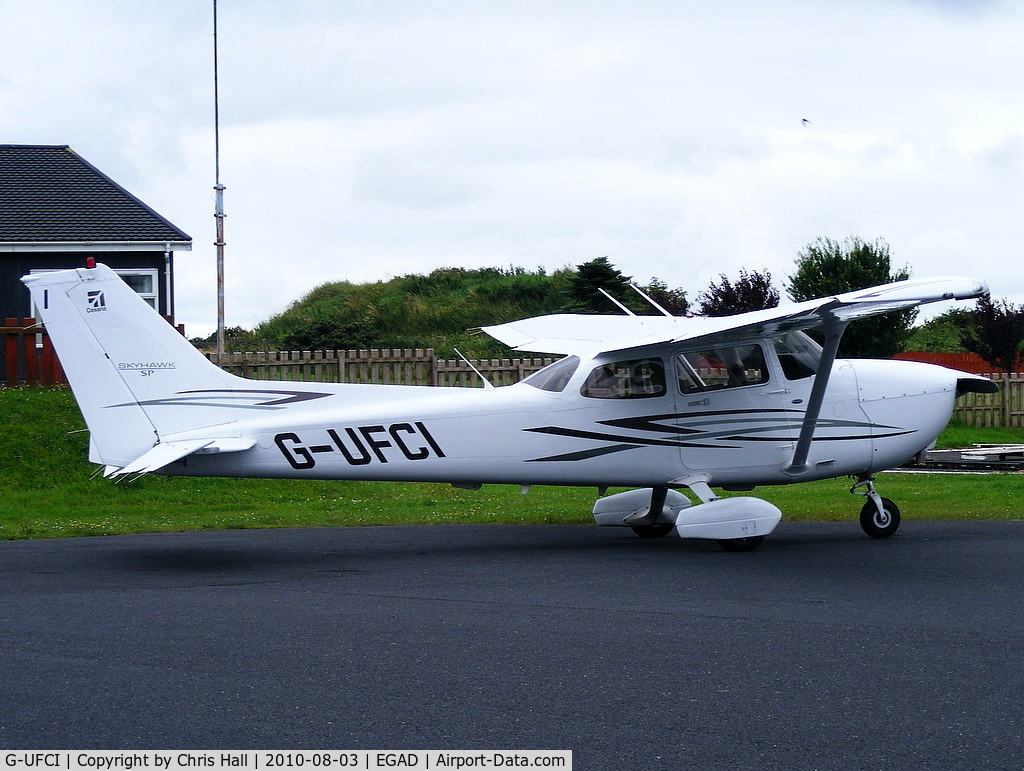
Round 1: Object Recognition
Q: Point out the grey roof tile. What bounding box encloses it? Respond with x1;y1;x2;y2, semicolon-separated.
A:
0;144;191;243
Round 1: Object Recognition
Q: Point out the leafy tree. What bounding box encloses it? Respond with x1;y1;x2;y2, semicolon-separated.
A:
566;257;633;313
696;269;779;316
905;309;972;353
788;236;915;358
960;294;1024;374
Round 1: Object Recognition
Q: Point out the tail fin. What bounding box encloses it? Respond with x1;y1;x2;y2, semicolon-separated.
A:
22;263;244;470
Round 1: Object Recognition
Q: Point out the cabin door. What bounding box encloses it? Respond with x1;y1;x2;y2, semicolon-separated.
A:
672;341;798;478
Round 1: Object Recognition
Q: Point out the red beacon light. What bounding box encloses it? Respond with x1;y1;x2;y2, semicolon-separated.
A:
84;257;96;269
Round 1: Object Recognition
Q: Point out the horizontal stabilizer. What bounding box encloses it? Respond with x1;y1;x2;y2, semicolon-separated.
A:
106;437;256;478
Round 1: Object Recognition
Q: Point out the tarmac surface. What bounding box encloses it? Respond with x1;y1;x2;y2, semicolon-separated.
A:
2;521;1023;769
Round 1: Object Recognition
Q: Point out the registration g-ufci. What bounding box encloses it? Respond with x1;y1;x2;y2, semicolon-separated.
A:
5;755;61;768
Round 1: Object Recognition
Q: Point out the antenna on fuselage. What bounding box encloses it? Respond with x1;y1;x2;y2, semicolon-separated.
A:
598;287;636;316
453;348;495;390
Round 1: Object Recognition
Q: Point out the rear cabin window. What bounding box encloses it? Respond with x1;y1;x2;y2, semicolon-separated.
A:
581;358;666;399
676;344;768;394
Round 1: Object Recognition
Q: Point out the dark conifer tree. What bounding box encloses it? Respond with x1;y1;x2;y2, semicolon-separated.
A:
960;294;1024;374
566;257;633;313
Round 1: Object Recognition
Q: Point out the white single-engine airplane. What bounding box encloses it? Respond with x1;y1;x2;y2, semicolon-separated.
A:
24;262;997;550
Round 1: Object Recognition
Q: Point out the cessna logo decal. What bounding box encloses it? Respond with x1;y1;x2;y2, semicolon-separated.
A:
86;290;107;312
275;422;445;470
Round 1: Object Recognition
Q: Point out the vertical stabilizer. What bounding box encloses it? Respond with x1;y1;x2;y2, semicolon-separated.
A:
22;263;243;469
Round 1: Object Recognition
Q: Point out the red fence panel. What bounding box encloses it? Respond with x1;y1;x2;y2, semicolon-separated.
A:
1;318;66;386
894;351;1023;374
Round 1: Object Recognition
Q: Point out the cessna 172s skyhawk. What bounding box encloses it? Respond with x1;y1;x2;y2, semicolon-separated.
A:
24;262;997;550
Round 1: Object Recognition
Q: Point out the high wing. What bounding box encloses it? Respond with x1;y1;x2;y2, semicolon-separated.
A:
485;275;990;482
482;276;989;355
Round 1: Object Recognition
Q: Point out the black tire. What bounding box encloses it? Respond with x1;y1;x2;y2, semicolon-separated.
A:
631;523;674;538
717;535;764;552
860;497;901;538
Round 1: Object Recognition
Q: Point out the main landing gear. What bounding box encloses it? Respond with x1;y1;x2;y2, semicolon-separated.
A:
593;484;781;550
631;523;675;538
851;476;901;538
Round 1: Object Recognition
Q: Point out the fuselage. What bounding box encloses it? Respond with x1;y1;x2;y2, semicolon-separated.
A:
159;333;971;490
22;262;993;550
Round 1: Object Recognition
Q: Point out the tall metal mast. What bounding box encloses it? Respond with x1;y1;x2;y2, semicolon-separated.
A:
213;0;226;362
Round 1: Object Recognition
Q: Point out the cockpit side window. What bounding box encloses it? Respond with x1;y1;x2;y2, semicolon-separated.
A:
676;344;768;394
580;357;666;399
522;356;580;393
773;331;822;380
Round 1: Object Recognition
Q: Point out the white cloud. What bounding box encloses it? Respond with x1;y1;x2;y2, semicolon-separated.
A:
3;0;1023;336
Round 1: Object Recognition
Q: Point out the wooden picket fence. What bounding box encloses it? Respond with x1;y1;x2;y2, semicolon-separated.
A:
205;348;556;389
954;372;1024;428
3;318;1022;428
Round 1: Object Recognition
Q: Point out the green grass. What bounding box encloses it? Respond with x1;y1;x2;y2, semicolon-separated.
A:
1;387;1021;540
933;419;1024;450
748;473;1023;522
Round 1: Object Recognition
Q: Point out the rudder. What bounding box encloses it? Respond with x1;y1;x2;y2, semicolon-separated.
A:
22;263;243;470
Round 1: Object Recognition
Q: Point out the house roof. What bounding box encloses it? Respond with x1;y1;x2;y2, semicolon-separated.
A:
0;144;191;247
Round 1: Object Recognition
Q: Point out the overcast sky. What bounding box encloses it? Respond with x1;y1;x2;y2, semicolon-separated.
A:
4;0;1022;336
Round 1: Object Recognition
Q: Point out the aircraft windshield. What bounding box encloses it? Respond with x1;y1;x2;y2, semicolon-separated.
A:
522;356;580;392
773;331;822;380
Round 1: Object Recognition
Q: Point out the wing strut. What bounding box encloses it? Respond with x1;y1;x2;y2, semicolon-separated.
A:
784;316;850;476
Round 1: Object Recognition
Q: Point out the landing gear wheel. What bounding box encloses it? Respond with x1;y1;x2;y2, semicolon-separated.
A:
631;523;674;538
860;497;900;538
717;535;764;552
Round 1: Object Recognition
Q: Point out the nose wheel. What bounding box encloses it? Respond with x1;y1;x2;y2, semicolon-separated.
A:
852;477;901;538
